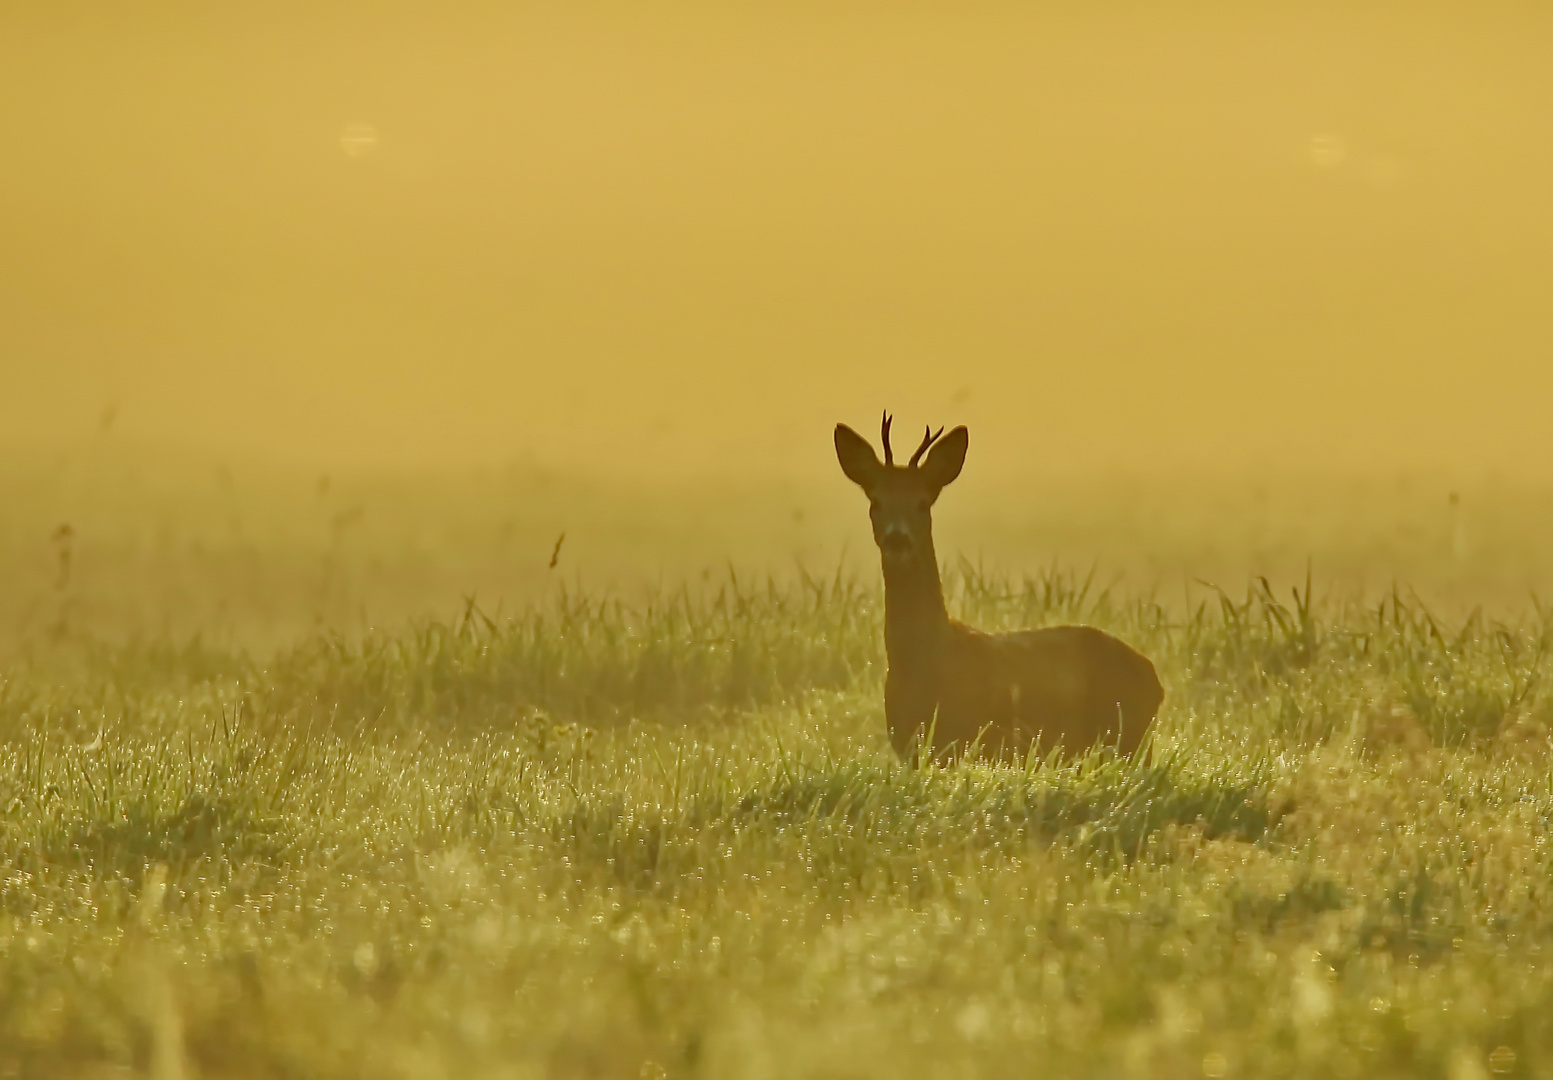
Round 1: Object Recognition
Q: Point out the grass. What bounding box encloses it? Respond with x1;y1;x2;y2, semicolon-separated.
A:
5;553;1553;1080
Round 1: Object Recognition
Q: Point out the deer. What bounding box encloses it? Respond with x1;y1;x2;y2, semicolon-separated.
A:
834;412;1164;764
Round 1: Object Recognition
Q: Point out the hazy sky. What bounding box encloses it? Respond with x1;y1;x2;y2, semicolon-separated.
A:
3;3;1550;477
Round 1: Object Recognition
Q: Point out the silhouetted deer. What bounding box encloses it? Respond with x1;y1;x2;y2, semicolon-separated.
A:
834;413;1163;763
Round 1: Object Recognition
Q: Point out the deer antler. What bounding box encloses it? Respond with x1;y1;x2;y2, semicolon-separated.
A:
909;425;945;468
880;411;895;466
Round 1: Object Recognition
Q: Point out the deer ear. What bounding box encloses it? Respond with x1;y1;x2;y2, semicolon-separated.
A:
919;426;968;491
834;424;883;490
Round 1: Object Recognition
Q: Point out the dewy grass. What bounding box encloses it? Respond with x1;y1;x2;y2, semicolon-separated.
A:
258;573;881;734
5;566;1553;1077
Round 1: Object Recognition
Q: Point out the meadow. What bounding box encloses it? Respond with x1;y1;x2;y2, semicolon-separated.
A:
7;448;1553;1078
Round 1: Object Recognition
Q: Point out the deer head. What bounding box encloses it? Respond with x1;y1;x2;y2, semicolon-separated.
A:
834;411;969;567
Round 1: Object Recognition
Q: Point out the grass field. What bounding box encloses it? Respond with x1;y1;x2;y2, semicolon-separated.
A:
6;452;1553;1078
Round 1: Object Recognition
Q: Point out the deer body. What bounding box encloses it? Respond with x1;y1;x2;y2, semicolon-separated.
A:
836;414;1163;763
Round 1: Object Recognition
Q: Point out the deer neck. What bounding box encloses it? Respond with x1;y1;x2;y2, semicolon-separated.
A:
880;540;949;670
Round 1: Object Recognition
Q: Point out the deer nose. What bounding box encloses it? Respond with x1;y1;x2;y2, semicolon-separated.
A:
879;524;913;553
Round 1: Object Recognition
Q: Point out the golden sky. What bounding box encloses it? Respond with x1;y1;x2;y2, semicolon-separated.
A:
2;3;1550;477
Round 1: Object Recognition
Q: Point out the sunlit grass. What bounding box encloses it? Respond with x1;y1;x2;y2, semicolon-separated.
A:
3;564;1553;1077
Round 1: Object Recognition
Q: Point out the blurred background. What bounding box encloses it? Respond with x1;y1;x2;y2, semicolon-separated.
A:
2;2;1551;647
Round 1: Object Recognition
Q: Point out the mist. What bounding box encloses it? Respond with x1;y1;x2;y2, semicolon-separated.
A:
3;3;1551;478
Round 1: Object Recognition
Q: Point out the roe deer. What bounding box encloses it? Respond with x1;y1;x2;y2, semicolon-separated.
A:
834;413;1163;763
